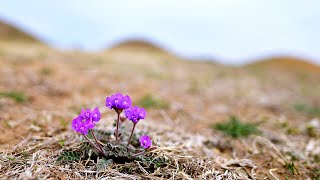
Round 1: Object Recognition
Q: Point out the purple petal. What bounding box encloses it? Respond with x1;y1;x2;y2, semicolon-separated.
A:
92;107;101;122
125;108;132;119
71;114;94;134
139;135;152;149
105;97;112;109
138;108;146;119
113;93;124;108
123;95;132;109
106;93;132;110
125;106;147;123
81;108;92;120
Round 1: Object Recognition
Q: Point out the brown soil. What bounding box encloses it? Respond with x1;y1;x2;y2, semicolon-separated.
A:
0;42;319;179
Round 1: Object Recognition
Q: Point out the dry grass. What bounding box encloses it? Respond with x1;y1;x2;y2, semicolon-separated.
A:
0;42;319;179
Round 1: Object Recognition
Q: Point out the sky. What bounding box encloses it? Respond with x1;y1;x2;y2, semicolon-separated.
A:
0;0;319;64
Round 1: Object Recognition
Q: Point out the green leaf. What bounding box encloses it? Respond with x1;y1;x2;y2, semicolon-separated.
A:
97;158;113;172
103;142;129;158
57;151;80;162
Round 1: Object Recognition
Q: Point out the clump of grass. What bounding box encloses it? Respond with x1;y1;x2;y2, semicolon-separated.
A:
297;72;309;81
286;127;300;135
311;169;320;179
213;116;260;138
187;80;200;94
294;103;320;117
0;91;28;103
0;48;5;56
285;161;300;176
58;139;66;147
137;94;169;109
39;67;53;76
2;120;10;128
306;125;318;137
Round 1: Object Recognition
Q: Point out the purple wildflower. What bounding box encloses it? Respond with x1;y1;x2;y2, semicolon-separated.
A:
106;93;132;110
72;107;101;134
92;107;101;122
81;108;92;120
72;115;95;134
125;106;147;124
139;135;152;149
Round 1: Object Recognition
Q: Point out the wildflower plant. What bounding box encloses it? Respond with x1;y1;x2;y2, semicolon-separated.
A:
70;92;156;164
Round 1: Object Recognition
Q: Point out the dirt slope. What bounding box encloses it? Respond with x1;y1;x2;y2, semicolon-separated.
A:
0;43;319;179
0;20;40;42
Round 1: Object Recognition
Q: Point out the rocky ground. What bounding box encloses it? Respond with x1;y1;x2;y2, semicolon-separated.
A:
0;42;319;179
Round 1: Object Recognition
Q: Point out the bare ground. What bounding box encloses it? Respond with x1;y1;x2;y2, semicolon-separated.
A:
0;42;319;179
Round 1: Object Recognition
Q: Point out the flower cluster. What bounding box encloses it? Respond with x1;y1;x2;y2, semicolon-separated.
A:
105;93;132;110
125;106;147;124
72;107;101;134
71;92;154;158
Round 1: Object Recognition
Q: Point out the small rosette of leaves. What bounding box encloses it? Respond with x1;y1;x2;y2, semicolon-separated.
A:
103;142;133;163
57;151;80;162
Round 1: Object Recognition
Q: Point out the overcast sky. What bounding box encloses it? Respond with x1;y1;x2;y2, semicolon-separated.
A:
0;0;319;64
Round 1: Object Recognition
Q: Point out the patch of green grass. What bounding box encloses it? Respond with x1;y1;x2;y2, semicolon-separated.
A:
285;161;300;176
39;67;53;76
0;91;28;103
311;169;320;179
58;139;66;147
294;103;320;117
8;156;16;161
187;80;200;94
0;48;5;56
213;116;260;138
286;127;300;135
297;72;309;81
2;120;10;128
137;94;169;109
313;155;320;164
21;151;30;159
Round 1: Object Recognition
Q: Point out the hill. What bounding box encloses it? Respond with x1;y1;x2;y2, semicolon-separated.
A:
245;56;320;74
0;20;39;42
108;39;170;53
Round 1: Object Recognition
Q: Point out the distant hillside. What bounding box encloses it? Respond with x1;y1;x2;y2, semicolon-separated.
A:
108;39;169;53
0;20;39;42
245;56;320;74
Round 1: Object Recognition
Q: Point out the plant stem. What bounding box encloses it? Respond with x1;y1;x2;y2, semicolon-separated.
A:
83;134;105;157
115;111;120;144
132;150;146;157
90;130;104;153
127;123;136;146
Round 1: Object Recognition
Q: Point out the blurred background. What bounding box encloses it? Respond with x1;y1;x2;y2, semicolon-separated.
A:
0;0;319;64
1;1;320;178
